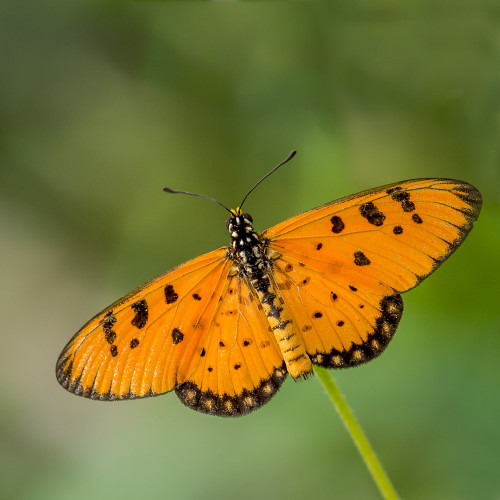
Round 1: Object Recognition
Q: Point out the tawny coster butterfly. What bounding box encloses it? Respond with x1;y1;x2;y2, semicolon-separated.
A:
56;151;482;417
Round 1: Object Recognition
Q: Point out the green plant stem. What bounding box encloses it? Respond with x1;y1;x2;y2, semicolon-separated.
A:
313;366;400;500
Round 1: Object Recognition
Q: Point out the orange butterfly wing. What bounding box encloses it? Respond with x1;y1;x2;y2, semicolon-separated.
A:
176;273;287;416
57;248;287;416
57;248;232;399
263;179;481;367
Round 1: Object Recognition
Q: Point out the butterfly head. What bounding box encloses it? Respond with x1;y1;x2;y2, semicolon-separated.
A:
226;208;253;233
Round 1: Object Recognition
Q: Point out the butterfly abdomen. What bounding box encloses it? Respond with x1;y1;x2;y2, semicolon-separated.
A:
252;275;312;379
227;209;312;379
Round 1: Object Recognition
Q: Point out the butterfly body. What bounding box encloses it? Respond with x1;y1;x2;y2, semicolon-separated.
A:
57;178;481;417
226;209;312;379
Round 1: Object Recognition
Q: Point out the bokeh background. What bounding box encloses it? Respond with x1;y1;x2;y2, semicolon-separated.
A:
1;2;499;499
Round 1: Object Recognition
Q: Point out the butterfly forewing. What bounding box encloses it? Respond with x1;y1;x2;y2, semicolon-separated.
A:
265;179;482;293
56;248;231;399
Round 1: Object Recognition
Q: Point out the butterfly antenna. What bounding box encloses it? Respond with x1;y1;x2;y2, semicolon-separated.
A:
163;187;232;214
239;150;296;210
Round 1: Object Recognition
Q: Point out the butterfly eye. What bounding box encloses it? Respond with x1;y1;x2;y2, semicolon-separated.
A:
242;213;253;223
225;218;233;230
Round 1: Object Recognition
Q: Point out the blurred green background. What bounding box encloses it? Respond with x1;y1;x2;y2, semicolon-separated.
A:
1;2;499;499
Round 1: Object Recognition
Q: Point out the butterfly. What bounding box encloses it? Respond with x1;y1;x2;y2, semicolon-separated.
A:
56;152;482;417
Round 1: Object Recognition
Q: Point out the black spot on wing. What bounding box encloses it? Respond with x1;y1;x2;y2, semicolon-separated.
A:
131;299;148;329
172;328;184;344
354;251;371;266
389;188;415;212
330;215;345;233
389;188;407;201
393;225;403;234
402;199;415;212
101;312;116;333
105;331;116;344
165;284;178;304
412;214;422;224
360;202;385;226
192;293;201;301
101;313;117;344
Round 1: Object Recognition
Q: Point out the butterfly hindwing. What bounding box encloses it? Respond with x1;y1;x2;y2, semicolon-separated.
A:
176;273;287;417
270;256;403;367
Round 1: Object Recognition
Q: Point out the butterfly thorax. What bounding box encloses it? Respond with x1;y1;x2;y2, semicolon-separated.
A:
226;211;267;276
226;209;312;379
